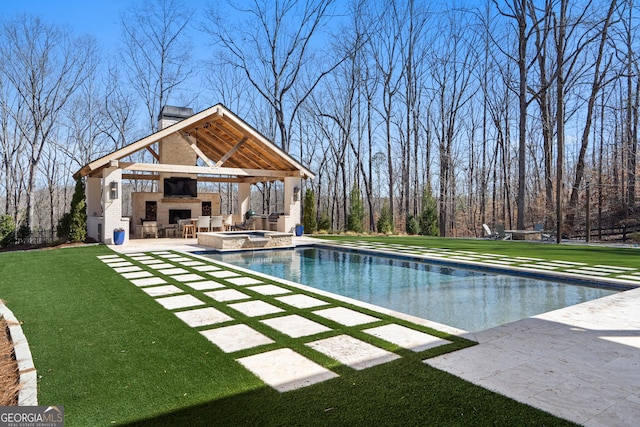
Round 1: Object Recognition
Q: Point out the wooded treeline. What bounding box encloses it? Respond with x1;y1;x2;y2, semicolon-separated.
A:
1;0;639;240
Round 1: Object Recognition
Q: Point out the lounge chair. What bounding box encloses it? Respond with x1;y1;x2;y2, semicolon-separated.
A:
234;217;256;230
482;224;497;239
534;223;553;241
495;224;512;240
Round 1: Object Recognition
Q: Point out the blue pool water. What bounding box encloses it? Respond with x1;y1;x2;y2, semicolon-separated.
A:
203;247;618;332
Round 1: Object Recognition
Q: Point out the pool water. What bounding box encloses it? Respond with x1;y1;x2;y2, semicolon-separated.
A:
204;247;618;332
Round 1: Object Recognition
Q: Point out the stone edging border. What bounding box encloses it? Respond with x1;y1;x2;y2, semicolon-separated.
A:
0;303;37;406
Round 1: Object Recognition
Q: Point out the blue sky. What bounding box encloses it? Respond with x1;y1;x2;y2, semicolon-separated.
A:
3;0;131;45
1;0;212;50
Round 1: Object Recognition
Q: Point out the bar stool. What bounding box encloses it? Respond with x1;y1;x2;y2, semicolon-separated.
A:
182;223;195;238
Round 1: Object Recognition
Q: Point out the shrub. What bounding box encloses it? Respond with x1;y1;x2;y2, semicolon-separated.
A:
419;187;439;236
406;214;420;235
303;188;317;233
347;184;364;233
317;211;331;231
377;201;393;234
16;222;31;244
0;215;15;248
57;177;87;243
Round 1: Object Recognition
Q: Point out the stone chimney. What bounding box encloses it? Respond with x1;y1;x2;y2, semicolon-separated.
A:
157;106;197;186
158;105;194;130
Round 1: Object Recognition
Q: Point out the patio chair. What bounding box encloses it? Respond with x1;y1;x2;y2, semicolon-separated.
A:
142;221;158;238
534;223;553;241
482;224;497;239
234;217;256;230
210;216;223;231
197;216;211;233
495;224;512;240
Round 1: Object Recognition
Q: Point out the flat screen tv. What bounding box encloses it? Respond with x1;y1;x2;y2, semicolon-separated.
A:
164;177;197;198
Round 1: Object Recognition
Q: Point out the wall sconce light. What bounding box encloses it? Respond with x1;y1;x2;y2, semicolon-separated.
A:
109;181;119;200
293;186;300;202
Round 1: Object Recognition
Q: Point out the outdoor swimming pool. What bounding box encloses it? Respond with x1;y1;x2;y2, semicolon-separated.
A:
203;247;618;332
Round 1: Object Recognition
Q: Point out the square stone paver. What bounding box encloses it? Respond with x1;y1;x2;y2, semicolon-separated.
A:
363;324;450;352
246;284;290;295
228;300;285;317
155;294;205;310
157;268;189;275
237;348;339;392
193;265;221;272
225;277;263;286
209;271;241;279
275;294;329;309
184;280;225;290
306;335;400;370
98;255;121;259
130;277;166;287
107;261;133;268
174;307;233;327
148;263;176;270
205;289;251;302
171;274;206;282
141;285;184;297
129;256;155;261
180;261;205;267
138;259;164;265
168;256;192;262
200;324;274;353
114;266;142;273
261;315;331;338
121;271;153;279
312;307;379;327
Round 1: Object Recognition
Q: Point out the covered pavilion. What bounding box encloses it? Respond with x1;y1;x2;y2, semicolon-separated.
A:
74;104;314;244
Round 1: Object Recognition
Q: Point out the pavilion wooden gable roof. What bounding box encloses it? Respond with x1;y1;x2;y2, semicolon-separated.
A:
74;103;314;183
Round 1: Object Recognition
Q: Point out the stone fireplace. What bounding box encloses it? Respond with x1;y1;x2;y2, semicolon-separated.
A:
169;209;192;224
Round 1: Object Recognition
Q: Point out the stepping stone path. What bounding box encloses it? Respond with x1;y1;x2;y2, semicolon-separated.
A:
97;251;453;393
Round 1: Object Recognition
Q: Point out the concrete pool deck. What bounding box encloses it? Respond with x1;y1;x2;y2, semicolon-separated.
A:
110;237;640;425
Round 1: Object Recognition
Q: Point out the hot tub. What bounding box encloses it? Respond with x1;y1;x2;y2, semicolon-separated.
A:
197;230;293;251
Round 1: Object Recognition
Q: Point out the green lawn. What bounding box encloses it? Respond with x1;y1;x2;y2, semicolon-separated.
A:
0;243;581;426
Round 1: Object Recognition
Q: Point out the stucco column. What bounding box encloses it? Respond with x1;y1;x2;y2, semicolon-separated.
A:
283;177;301;233
86;177;103;242
238;183;251;221
102;166;128;244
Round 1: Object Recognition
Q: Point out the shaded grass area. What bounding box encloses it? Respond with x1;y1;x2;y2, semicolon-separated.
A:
316;235;640;268
0;245;576;426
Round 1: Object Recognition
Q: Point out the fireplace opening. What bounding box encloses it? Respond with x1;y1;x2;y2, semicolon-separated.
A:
169;209;191;224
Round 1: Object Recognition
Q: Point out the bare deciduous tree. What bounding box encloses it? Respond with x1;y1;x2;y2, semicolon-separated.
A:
0;15;94;232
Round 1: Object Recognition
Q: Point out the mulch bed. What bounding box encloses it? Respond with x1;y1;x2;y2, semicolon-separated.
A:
0;315;19;405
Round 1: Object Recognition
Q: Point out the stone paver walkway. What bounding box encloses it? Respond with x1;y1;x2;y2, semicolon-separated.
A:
98;251;454;393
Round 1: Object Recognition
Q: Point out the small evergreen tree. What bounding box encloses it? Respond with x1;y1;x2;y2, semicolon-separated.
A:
406;214;420;235
419;187;439;236
0;215;15;248
57;177;87;242
347;184;364;232
302;188;317;233
317;211;331;231
377;200;394;234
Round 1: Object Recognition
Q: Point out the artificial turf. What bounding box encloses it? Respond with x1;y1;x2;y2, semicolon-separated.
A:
0;244;579;426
